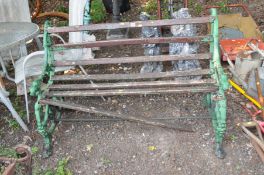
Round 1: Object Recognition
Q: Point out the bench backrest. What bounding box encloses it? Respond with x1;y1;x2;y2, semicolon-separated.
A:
30;8;229;98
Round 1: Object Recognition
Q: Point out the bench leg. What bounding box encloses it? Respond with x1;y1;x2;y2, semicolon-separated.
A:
35;100;59;157
208;93;227;159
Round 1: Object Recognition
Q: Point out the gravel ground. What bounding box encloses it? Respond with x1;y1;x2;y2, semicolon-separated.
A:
1;0;264;174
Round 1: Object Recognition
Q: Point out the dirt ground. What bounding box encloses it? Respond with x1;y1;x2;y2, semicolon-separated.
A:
1;0;264;174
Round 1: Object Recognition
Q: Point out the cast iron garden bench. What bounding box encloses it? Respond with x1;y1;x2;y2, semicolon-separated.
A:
30;8;229;159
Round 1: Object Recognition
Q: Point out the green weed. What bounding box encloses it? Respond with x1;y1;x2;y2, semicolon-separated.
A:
229;134;237;142
4;118;20;130
56;20;68;27
101;157;112;165
57;5;69;14
188;0;204;16
31;146;39;155
143;0;170;19
90;0;106;23
4;93;27;131
0;146;17;158
215;0;230;14
33;157;72;175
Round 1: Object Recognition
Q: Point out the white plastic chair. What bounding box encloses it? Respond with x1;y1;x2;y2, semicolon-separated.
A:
21;0;95;122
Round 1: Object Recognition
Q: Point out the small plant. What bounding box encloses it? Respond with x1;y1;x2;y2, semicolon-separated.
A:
5;118;20;130
143;0;170;19
101;157;112;165
229;134;237;142
144;0;158;17
90;0;106;23
56;20;68;27
57;4;69;14
11;91;26;121
4;93;27;131
0;147;18;158
33;157;72;175
31;146;39;155
216;0;230;14
194;3;203;16
55;157;72;175
188;0;204;16
0;147;26;174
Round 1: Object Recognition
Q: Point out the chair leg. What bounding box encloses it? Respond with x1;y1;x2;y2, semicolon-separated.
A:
0;90;29;132
22;51;45;123
34;37;44;51
0;55;15;82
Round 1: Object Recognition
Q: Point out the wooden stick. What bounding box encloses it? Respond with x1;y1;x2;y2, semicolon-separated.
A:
40;99;194;132
0;76;5;90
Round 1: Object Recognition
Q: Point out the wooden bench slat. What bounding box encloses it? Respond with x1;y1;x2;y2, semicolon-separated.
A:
54;53;211;66
46;86;218;97
39;99;194;132
48;17;214;33
49;79;216;90
52;36;210;49
51;69;210;81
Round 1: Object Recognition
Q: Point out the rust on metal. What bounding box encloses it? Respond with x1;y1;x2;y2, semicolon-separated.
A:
157;0;162;19
2;162;16;175
47;17;214;33
39;99;194;132
0;145;32;175
31;0;41;19
52;36;210;49
49;79;216;90
205;4;253;17
36;12;69;20
31;0;68;20
51;69;210;81
54;53;211;66
184;0;188;8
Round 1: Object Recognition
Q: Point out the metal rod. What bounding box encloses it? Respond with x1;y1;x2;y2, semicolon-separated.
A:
52;36;210;49
40;99;194;132
52;69;211;81
157;0;162;19
48;17;214;33
184;0;188;8
54;53;211;66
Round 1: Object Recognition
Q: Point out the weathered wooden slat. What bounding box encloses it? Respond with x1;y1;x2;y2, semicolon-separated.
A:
46;86;217;97
51;69;210;81
49;79;216;90
39;99;193;132
48;17;214;33
52;36;210;49
55;116;212;122
54;53;211;66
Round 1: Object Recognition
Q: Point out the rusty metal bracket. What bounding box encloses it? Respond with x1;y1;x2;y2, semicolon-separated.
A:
0;145;32;175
